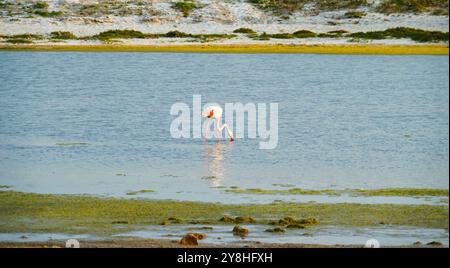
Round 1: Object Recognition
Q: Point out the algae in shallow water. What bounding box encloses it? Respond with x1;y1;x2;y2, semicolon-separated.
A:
126;189;155;195
0;191;447;236
55;142;89;147
224;187;449;197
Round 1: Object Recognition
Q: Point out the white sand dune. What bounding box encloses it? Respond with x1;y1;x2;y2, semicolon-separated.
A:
0;0;448;45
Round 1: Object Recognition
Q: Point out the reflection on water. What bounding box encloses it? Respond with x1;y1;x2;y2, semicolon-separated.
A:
202;140;233;187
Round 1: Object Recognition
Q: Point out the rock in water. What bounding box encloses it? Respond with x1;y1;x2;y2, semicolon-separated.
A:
426;241;443;246
232;225;249;237
179;233;207;246
189;233;207;240
234;216;256;223
265;227;285;233
179;234;198;246
219;216;234;223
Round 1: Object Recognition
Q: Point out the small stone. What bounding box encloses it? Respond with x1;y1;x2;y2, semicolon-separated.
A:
299;217;318;225
234;216;255;224
286;223;306;229
111;221;128;224
189;233;207;240
232;225;249;237
179;234;198;246
265;227;285;233
426;241;443;246
278;217;297;225
219;216;234;223
167;217;182;223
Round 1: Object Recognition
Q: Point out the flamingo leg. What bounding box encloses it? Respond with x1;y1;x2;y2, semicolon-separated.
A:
216;118;234;142
204;119;208;140
215;118;220;140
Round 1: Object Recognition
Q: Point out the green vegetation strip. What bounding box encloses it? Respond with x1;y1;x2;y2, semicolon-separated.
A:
225;187;449;197
0;27;449;44
0;191;447;236
0;28;447;44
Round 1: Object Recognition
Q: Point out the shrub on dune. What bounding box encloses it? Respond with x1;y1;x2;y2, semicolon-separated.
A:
233;28;256;34
50;31;77;40
293;30;317;38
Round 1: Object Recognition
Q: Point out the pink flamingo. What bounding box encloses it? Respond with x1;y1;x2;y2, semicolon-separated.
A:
202;106;234;142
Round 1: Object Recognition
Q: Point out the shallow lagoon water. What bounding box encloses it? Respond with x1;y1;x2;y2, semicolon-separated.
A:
114;224;449;247
2;225;447;247
0;52;448;204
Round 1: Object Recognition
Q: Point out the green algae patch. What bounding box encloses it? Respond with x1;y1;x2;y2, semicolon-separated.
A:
219;215;255;224
270;216;318;227
55;142;89;147
225;187;339;196
224;187;449;198
160;217;183;225
351;188;449;197
0;191;448;236
126;189;155;195
219;216;235;223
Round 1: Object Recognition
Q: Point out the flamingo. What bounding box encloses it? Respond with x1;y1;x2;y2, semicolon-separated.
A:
202;106;234;142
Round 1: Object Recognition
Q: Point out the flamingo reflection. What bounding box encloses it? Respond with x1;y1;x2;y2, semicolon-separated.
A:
202;140;233;187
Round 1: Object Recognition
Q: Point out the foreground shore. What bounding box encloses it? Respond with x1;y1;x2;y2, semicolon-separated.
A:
0;190;448;248
0;43;448;55
0;238;445;248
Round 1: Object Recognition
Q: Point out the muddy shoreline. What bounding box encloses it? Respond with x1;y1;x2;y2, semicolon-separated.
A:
0;238;444;248
0;190;448;247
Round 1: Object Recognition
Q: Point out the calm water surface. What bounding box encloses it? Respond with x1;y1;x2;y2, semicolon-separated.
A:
0;52;448;203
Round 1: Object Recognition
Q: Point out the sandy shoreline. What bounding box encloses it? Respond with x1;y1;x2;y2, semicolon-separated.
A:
1;1;448;54
0;43;448;54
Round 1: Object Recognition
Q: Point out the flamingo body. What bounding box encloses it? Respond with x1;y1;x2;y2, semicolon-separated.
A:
202;106;234;142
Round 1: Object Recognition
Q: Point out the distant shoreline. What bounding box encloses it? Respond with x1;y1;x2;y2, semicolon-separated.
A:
0;43;448;55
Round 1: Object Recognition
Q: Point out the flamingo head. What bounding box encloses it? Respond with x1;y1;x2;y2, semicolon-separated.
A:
202;109;214;119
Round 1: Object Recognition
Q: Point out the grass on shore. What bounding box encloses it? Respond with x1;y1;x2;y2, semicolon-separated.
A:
0;191;448;236
79;29;235;42
0;27;447;44
350;27;449;43
243;27;449;42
